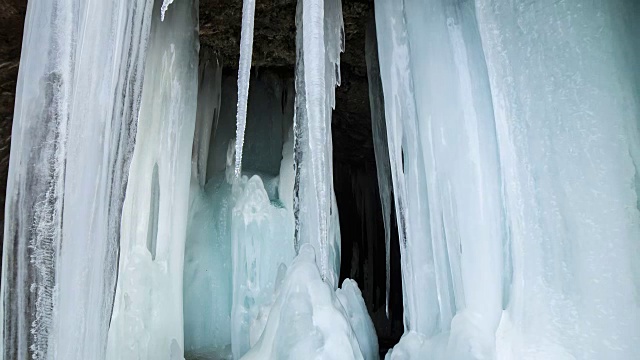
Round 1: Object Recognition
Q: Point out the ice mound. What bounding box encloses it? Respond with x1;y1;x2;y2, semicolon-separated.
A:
241;244;378;360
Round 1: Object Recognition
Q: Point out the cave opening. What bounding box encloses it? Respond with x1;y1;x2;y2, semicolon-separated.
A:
183;0;404;357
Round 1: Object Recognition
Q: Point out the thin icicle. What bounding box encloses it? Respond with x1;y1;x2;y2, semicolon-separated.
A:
234;0;257;179
365;16;392;318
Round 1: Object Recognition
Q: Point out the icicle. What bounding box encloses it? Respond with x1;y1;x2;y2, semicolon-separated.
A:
302;0;330;280
365;16;392;318
293;0;343;288
234;0;257;178
373;0;424;334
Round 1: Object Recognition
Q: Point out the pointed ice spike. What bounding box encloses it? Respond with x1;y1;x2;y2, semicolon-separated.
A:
160;0;174;21
234;0;257;179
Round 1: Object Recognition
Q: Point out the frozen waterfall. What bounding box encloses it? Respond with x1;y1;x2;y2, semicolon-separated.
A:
1;0;639;359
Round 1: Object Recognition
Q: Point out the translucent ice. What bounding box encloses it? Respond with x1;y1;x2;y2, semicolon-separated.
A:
234;0;257;178
294;0;344;288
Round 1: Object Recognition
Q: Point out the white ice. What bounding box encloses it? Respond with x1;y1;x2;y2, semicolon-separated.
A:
240;244;377;360
106;0;199;358
0;0;154;358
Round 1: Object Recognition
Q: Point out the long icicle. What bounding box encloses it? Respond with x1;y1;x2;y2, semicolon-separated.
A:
302;0;329;280
234;0;257;178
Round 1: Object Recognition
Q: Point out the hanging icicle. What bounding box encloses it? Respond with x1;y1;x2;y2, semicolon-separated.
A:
234;0;257;179
293;0;344;288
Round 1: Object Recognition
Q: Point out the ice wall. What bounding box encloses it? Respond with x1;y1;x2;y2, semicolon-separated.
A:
293;0;344;289
0;0;154;358
373;0;640;358
475;0;640;358
106;0;199;358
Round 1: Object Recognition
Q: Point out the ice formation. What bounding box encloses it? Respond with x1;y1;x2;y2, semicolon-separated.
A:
2;0;639;359
293;0;344;289
106;0;199;358
234;0;257;178
0;0;154;358
372;0;640;358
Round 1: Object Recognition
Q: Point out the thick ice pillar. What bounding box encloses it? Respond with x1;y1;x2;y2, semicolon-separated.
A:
293;0;344;288
106;0;199;358
475;0;640;358
374;0;504;356
0;0;153;358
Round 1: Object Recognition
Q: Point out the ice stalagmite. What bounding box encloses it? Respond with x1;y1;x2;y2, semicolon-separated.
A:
294;0;344;288
0;0;153;358
234;0;257;178
106;0;199;358
365;17;393;318
475;0;640;358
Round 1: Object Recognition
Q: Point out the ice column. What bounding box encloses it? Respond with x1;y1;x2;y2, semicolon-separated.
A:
234;0;257;178
293;0;344;288
374;0;505;354
0;0;153;358
106;0;199;358
475;0;640;358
